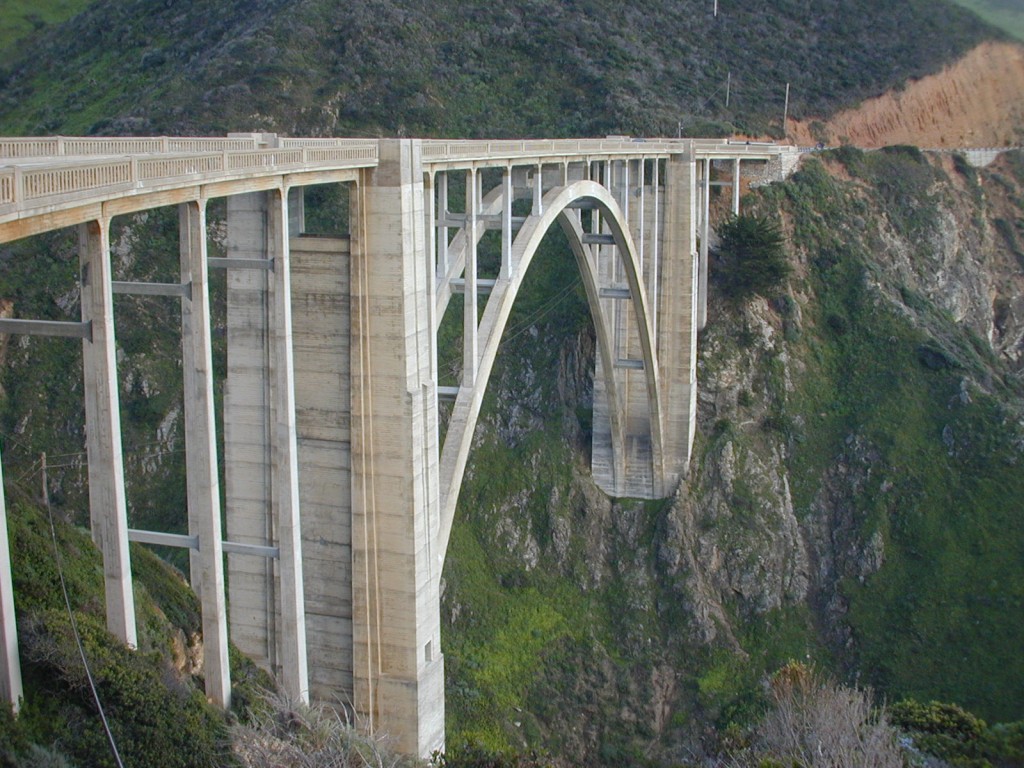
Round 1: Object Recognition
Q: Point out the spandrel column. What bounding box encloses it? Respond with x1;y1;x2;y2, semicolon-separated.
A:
179;200;231;708
79;218;137;647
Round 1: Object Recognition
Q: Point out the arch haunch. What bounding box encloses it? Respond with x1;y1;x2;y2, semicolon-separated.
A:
436;179;665;565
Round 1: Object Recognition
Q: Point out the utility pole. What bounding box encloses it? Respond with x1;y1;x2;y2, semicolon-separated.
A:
41;452;50;511
782;82;790;137
713;0;718;17
725;72;731;108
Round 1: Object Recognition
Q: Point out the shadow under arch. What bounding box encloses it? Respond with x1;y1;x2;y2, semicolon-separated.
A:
436;179;665;565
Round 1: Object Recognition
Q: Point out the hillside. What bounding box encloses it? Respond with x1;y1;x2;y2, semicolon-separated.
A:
789;41;1024;148
0;0;998;138
949;0;1024;41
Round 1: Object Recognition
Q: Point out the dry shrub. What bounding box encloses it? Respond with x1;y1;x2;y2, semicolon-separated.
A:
231;690;419;768
742;662;902;768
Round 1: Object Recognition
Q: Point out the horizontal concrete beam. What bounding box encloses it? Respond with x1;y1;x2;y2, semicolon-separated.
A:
599;287;632;299
208;257;274;270
127;527;281;558
0;318;91;339
450;278;496;295
112;280;191;298
437;386;459;402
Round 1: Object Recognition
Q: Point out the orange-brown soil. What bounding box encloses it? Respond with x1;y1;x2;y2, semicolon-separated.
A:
787;41;1024;148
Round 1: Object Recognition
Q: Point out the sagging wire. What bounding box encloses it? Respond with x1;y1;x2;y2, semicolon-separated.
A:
43;499;126;768
497;276;583;350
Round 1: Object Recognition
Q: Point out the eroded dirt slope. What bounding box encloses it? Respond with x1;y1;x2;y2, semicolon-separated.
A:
789;41;1024;147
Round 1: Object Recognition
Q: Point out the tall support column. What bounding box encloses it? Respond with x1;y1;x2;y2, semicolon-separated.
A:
179;201;231;708
352;139;444;757
224;192;276;678
658;148;699;486
532;164;543;216
635;159;645;270
650;159;661;345
0;451;22;712
436;173;449;279
224;189;308;702
500;168;512;279
79;219;137;647
425;173;439;372
267;188;309;703
732;158;741;215
697;158;710;330
463;169;479;387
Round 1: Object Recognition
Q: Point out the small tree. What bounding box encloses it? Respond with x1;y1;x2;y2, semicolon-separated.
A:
713;214;790;301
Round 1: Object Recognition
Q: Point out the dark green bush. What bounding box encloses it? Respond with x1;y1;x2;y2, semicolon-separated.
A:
891;700;1024;767
712;214;790;302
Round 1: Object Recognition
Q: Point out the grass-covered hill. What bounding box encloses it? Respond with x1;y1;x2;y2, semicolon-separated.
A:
949;0;1024;41
0;0;1000;138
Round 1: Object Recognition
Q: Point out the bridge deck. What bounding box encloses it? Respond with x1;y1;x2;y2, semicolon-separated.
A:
0;136;789;243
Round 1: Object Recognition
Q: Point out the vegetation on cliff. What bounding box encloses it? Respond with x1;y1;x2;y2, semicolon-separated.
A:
0;0;1000;138
0;494;239;767
438;148;1024;764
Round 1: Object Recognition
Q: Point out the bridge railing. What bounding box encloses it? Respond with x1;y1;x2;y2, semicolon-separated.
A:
0;142;379;214
420;138;660;161
0;136;266;158
420;138;787;165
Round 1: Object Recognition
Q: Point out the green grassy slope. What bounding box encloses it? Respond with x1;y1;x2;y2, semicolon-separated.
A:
0;0;1000;137
0;491;264;767
754;150;1024;722
0;0;96;60
949;0;1024;41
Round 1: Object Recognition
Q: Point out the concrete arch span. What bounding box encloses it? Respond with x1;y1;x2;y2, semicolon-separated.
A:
436;179;665;564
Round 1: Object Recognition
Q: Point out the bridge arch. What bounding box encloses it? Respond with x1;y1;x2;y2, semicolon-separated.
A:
436;179;664;563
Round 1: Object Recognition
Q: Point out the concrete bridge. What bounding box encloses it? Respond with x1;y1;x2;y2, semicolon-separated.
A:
0;134;795;755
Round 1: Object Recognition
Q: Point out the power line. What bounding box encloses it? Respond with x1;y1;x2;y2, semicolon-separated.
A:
44;495;126;768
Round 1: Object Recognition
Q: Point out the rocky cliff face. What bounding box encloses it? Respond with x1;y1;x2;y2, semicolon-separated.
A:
441;147;1024;763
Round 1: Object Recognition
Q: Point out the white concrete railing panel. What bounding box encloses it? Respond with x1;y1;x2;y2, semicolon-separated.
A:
23;159;133;200
0;136;264;158
137;154;225;180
